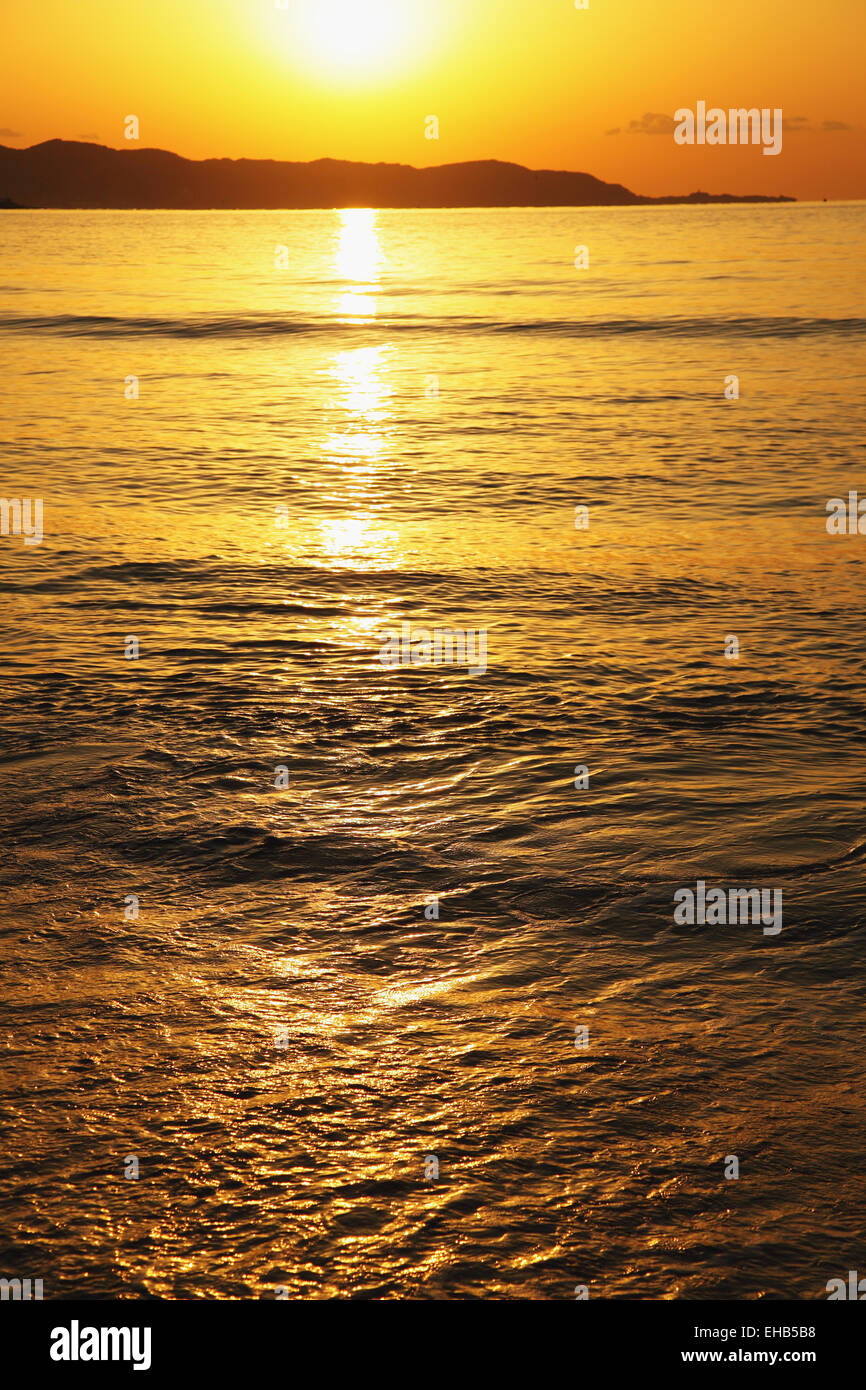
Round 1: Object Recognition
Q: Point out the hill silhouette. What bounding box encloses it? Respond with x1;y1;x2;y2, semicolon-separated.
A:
0;140;795;209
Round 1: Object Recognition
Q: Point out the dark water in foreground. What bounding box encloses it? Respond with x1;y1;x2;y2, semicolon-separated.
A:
1;205;865;1298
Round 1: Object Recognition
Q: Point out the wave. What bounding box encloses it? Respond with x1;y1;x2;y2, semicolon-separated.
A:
1;311;865;339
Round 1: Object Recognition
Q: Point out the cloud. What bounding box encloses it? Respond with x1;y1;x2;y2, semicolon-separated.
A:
625;112;676;136
605;127;621;136
784;116;852;133
0;128;23;138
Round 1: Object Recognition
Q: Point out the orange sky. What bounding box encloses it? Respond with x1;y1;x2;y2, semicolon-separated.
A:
3;0;864;200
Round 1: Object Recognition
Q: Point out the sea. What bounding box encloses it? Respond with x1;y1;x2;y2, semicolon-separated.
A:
1;203;864;1298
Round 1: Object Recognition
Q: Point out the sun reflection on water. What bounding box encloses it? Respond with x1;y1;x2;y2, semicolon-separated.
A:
324;344;391;463
335;207;381;321
318;514;400;570
313;213;402;571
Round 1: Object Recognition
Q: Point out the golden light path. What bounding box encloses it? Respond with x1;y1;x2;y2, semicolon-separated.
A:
334;207;382;321
319;210;401;575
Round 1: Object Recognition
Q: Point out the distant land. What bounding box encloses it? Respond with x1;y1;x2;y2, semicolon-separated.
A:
0;140;795;210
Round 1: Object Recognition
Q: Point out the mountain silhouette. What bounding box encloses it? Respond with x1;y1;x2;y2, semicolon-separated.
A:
0;140;795;209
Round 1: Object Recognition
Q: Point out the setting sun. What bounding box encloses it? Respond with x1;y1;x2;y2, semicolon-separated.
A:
291;0;419;75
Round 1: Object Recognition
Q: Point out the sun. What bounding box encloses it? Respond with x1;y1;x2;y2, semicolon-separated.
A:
293;0;416;74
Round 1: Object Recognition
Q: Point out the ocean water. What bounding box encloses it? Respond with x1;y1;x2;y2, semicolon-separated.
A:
1;204;865;1300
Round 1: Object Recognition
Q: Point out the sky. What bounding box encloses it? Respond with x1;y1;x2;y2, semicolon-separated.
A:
2;0;864;200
